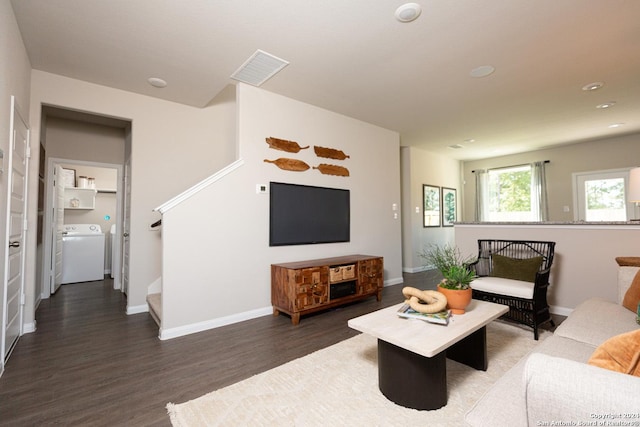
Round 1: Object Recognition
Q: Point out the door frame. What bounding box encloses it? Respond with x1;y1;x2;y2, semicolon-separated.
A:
42;157;124;299
572;168;638;221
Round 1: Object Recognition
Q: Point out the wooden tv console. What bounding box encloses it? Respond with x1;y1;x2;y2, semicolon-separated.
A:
271;255;384;325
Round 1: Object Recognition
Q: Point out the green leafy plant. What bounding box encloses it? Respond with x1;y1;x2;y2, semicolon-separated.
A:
419;244;476;290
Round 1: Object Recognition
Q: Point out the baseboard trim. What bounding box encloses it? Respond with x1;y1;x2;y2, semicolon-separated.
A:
158;306;273;340
127;303;149;315
384;277;403;286
403;266;429;273
22;321;37;334
549;305;573;317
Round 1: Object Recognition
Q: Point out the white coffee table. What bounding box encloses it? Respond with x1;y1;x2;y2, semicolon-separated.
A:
348;299;509;410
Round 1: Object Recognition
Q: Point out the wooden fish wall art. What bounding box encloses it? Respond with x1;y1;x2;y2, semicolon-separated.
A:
266;137;309;153
313;163;350;177
264;158;310;172
313;145;350;160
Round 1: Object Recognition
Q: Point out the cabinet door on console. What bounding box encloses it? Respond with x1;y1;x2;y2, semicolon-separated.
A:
358;258;383;295
295;267;329;310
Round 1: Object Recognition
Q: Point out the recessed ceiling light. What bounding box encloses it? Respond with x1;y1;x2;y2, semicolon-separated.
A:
608;123;625;128
596;102;616;109
470;65;495;78
147;77;167;88
582;81;604;91
448;144;464;149
395;3;422;22
464;138;476;143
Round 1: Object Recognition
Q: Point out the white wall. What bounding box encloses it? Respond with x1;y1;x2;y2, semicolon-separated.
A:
462;133;640;222
159;83;403;335
27;70;237;322
0;0;32;374
400;146;461;272
61;164;118;226
455;223;640;314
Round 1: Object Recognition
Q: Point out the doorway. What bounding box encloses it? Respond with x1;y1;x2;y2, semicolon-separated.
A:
38;106;130;300
44;159;124;296
573;168;638;221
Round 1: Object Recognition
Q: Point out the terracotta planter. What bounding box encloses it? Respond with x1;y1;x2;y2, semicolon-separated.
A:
437;284;472;314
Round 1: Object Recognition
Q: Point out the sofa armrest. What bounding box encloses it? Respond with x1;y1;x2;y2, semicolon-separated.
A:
524;353;640;425
618;265;639;305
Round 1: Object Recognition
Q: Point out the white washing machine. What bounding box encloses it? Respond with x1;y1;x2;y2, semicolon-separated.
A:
61;224;105;284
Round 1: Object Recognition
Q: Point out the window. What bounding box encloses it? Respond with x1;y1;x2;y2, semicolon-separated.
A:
487;165;534;221
475;162;548;222
573;169;637;221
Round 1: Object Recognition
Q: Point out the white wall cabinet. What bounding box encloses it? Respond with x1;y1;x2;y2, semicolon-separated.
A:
64;188;97;209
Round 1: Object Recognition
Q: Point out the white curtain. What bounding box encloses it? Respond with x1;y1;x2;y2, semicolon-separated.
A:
531;161;549;221
474;169;489;221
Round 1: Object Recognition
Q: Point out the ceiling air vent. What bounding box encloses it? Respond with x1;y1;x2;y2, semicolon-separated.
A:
230;50;289;86
448;144;464;149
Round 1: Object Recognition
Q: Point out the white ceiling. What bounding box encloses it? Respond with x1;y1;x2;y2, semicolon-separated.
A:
10;0;640;160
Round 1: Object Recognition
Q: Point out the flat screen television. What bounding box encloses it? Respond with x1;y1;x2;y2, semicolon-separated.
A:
269;182;350;246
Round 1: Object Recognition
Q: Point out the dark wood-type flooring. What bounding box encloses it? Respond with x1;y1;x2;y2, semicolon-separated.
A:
0;272;562;426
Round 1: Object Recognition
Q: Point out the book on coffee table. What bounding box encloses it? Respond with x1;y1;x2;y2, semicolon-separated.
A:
397;303;451;325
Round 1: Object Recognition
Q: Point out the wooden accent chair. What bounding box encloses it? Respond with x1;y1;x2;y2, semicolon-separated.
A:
468;239;556;340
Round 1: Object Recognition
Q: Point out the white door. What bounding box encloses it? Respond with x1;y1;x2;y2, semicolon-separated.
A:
574;169;636;221
50;165;65;294
121;158;131;295
3;97;29;361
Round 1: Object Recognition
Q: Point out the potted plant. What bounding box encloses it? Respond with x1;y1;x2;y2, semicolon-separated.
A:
420;244;476;314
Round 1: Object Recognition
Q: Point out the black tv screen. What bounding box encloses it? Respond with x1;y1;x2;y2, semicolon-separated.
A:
269;182;350;246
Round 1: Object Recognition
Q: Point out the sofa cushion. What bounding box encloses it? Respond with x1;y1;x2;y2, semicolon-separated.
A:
523;353;640;425
554;298;638;347
465;334;595;427
588;329;640;376
472;276;534;299
622;269;640;313
490;254;542;282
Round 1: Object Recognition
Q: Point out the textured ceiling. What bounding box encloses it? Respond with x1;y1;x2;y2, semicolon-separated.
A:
10;0;640;160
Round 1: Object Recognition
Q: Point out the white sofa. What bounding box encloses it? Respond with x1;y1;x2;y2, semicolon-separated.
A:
465;265;640;427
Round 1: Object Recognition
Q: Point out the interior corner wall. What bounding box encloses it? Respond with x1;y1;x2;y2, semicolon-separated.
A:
1;1;32;353
400;146;462;272
461;133;640;222
28;70;238;316
160;83;403;331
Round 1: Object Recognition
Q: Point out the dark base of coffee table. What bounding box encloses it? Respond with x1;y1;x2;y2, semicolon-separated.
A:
377;326;488;410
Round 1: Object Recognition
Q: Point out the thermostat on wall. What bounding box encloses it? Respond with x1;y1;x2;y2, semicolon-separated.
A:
256;184;268;194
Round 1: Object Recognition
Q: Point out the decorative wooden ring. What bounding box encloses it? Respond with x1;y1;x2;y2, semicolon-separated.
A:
402;286;448;314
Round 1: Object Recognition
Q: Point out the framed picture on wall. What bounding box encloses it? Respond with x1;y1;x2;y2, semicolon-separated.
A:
423;184;440;227
442;187;457;227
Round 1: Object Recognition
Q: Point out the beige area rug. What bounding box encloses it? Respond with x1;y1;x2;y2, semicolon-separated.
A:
167;320;548;426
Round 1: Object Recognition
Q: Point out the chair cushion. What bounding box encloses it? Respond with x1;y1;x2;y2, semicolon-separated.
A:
472;276;535;299
588;329;640;377
622;269;640;313
490;254;543;283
